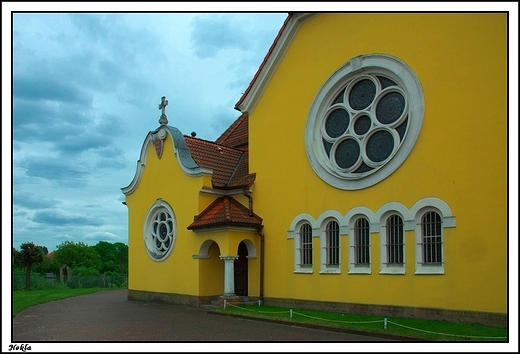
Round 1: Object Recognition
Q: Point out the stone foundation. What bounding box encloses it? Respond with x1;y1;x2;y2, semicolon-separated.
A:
127;290;506;328
128;289;217;307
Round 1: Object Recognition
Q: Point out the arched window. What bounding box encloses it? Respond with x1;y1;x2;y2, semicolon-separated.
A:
355;218;370;265
387;215;404;265
421;211;442;264
326;220;340;266
299;223;313;267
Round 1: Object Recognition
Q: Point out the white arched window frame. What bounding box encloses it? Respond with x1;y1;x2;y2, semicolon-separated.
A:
317;210;345;274
347;207;375;274
288;214;318;274
411;198;456;275
380;213;406;274
376;202;412;275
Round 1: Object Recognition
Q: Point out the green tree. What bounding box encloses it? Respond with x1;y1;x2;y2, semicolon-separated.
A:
54;241;103;272
92;241;128;274
34;253;59;277
19;242;45;290
12;247;22;269
114;242;128;274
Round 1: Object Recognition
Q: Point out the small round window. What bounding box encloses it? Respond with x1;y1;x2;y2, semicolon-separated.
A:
144;200;176;261
305;54;424;190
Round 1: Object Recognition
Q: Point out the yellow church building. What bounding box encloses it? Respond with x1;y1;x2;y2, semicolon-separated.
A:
122;13;507;328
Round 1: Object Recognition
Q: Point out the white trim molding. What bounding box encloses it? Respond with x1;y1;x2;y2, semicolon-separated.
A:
122;125;211;195
411;197;456;275
235;13;317;115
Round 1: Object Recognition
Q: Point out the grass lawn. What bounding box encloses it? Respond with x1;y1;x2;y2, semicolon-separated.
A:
12;288;121;317
214;303;508;342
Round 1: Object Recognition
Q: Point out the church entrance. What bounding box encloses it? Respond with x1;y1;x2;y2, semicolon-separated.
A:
234;241;248;296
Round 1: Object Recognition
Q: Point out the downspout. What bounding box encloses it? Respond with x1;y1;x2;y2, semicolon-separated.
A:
258;228;264;304
243;187;253;217
243;187;264;304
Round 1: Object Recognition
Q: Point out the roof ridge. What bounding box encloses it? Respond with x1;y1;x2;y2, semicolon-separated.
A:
187;196;263;231
225;151;246;187
234;14;292;111
185;135;245;154
223;196;231;222
215;113;248;146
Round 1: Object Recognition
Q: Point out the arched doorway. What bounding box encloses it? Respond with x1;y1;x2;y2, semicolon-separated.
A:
234;241;248;296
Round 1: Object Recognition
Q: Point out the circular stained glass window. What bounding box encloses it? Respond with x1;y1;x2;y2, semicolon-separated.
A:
335;138;360;169
325;109;349;138
353;115;371;136
366;130;394;162
349;79;376;110
376;91;406;124
144;200;176;261
305;54;424;190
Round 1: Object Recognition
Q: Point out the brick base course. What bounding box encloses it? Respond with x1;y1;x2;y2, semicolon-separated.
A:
263;297;507;329
128;290;506;328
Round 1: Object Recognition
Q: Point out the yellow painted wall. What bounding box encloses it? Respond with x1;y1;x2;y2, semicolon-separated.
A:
250;13;506;313
198;241;224;296
126;132;205;295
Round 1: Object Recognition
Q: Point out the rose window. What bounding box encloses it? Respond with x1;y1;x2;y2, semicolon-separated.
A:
144;201;176;261
305;54;424;190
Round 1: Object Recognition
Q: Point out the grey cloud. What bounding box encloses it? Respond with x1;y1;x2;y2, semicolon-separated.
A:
190;15;248;59
18;157;88;184
14;75;92;106
55;134;112;154
14;192;61;209
32;209;104;227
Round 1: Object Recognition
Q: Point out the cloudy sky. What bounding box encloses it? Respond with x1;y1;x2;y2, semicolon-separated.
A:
8;8;289;253
5;3;519;252
5;4;518;254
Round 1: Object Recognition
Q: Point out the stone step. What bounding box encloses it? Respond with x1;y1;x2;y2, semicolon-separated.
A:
200;304;219;310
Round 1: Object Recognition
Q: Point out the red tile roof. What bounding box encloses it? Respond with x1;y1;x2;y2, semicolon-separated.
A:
215;113;249;151
185;135;254;189
187;196;263;230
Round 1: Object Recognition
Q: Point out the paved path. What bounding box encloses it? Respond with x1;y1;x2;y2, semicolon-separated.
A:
12;289;387;343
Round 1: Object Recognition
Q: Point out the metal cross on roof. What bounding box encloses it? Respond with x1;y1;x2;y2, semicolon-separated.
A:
158;96;169;125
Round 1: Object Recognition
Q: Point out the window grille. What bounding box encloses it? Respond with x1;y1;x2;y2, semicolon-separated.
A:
421;211;442;264
300;223;313;266
354;218;370;265
386;215;404;264
326;221;340;265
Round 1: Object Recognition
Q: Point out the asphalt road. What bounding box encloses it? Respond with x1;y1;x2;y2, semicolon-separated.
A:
12;289;389;345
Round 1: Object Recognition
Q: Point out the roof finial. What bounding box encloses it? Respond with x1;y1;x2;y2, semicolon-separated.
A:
158;96;169;125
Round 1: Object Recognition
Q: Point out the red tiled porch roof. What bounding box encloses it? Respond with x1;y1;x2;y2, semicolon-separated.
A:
187;196;263;230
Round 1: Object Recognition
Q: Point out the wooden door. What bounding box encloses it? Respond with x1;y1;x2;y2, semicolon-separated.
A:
234;242;248;296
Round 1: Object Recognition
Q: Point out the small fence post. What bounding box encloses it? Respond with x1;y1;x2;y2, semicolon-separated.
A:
384;318;387;329
290;309;293;318
258;300;261;306
224;300;227;309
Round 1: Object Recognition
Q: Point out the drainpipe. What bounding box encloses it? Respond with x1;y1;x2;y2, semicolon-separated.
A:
258;228;265;304
243;187;253;217
243;186;264;303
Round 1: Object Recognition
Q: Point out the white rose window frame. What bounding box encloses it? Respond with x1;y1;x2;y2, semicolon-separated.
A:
305;54;424;190
144;200;177;261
